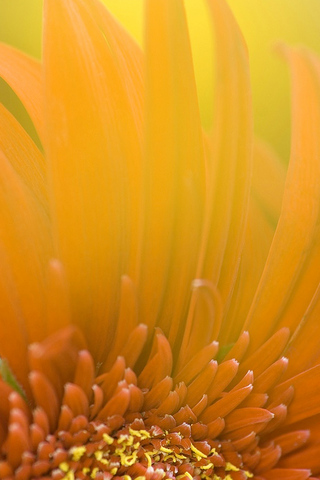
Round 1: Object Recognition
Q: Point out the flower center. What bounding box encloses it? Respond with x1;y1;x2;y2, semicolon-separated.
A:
15;416;253;480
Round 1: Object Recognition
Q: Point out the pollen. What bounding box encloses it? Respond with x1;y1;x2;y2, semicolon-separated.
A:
103;433;115;445
70;445;87;461
42;417;255;480
190;444;207;459
225;463;240;472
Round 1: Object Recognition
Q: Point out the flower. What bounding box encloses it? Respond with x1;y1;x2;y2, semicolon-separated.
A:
0;0;320;479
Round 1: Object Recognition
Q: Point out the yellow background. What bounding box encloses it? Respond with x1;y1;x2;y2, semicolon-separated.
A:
1;0;320;160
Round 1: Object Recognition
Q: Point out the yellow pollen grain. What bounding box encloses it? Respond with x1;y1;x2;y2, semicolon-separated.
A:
200;463;214;470
123;476;132;480
82;468;90;475
70;446;87;461
118;434;134;445
177;472;193;480
164;455;177;463
90;467;99;479
225;462;239;472
103;433;114;445
175;453;187;460
135;477;146;480
94;450;103;461
110;468;118;475
134;442;140;449
148;450;158;456
160;446;173;454
245;472;254;478
61;472;75;480
144;452;152;467
115;445;126;454
190;444;207;459
59;463;70;473
209;447;219;456
129;428;151;439
120;452;137;466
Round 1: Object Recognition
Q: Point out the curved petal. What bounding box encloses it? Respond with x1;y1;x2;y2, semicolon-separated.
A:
0;104;47;210
138;0;205;339
198;0;253;308
0;43;44;141
244;46;320;350
0;151;51;343
220;139;286;344
43;0;143;361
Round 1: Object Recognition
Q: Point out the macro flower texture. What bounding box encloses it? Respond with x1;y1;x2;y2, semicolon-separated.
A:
0;0;320;478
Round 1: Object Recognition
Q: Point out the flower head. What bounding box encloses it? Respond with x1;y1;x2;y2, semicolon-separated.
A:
0;0;320;479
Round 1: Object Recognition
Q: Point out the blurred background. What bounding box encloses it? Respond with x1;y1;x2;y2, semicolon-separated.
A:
1;0;320;161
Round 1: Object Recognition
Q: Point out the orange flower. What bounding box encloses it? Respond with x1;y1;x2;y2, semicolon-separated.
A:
0;0;320;479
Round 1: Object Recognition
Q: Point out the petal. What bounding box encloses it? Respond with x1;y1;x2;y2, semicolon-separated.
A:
224;139;286;343
0;43;43;140
244;46;320;349
199;0;253;304
0;151;51;343
69;0;145;280
0;104;47;210
43;0;143;361
272;365;320;425
138;0;205;340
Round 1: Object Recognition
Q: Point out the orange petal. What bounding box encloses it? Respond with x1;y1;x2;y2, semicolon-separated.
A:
207;359;239;403
29;372;59;432
254;357;288;393
273;430;310;456
143;377;173;411
223;331;250;363
221;195;276;344
251;138;286;228
185;360;218;408
102;276;139;370
223;407;274;434
238;328;290;379
244;46;320;349
45;259;72;336
200;384;253;424
43;0;142;361
255;444;282;474
0;43;43;140
262;469;311;480
97;388;130;421
138;0;205;338
199;0;253;305
0;151;51;344
173;341;219;385
73;350;95;400
272;365;320;425
62;383;89;417
74;0;144;281
0;104;46;209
